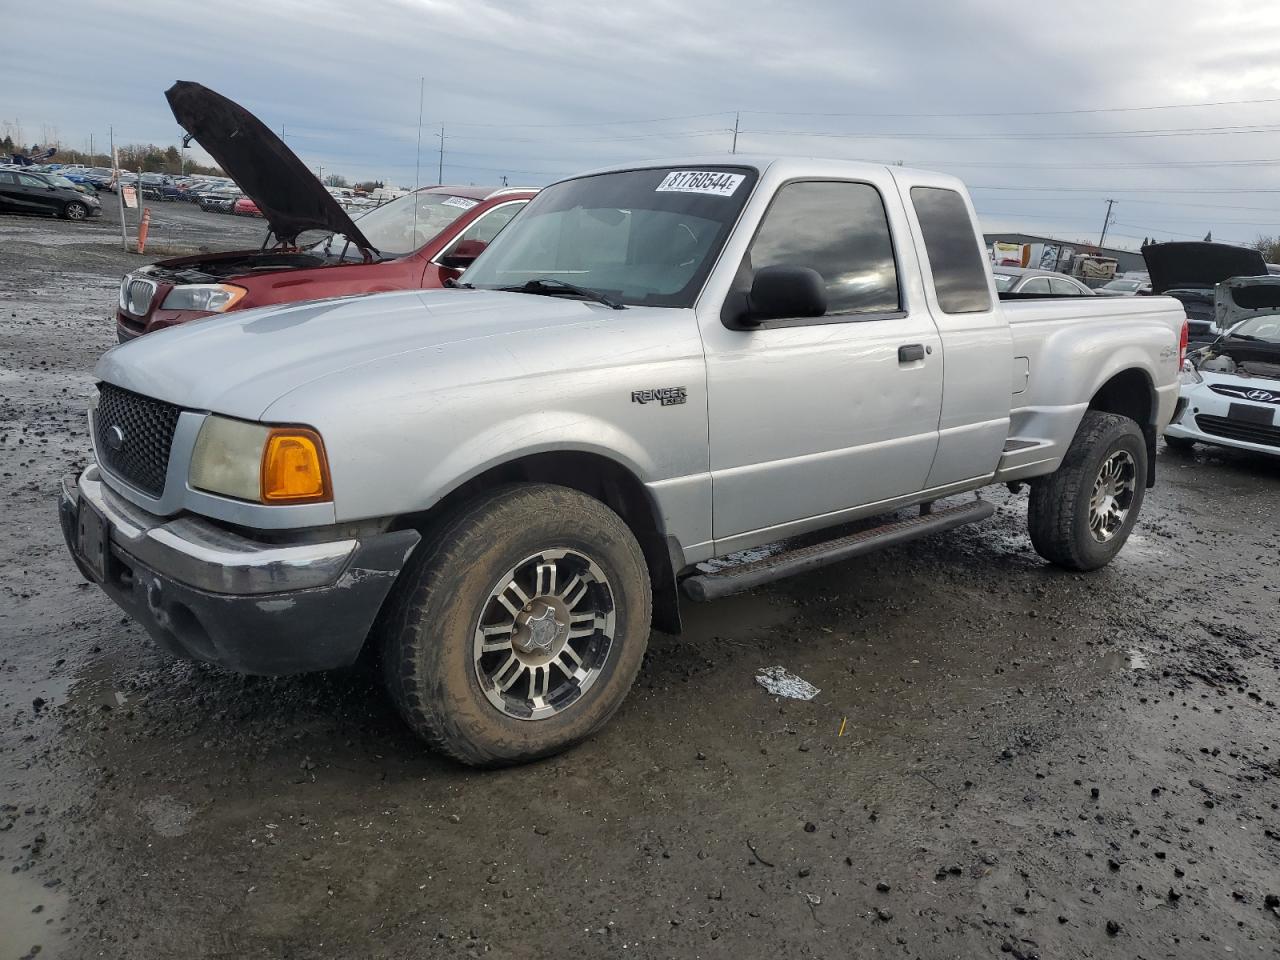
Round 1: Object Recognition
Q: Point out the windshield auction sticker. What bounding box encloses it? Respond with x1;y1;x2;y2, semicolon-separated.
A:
655;171;746;196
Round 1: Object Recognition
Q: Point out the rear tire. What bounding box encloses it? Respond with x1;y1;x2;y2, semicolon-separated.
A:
379;484;651;767
1027;411;1147;571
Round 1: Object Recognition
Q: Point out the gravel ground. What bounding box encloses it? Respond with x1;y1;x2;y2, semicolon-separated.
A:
1;207;1278;960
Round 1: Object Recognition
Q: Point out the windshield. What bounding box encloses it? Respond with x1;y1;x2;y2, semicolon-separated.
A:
463;166;758;307
992;274;1015;292
48;175;76;189
1103;279;1141;291
1228;315;1280;342
339;191;478;256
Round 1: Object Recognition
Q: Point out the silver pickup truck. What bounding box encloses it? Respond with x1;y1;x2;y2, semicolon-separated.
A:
60;157;1187;765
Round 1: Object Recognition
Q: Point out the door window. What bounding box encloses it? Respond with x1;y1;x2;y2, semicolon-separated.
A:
1020;277;1052;294
0;172;17;185
1049;277;1085;295
18;174;48;188
453;201;526;247
742;180;900;316
910;186;992;314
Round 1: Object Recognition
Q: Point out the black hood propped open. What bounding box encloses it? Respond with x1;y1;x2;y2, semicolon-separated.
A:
1142;241;1266;294
166;81;375;253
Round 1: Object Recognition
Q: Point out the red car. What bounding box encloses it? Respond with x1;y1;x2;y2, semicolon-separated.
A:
232;196;261;217
116;82;535;341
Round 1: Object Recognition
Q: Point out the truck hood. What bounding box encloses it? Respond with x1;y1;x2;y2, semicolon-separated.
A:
1142;241;1267;294
95;289;621;420
165;81;374;252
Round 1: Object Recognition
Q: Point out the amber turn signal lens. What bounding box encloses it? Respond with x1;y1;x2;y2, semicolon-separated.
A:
260;429;331;504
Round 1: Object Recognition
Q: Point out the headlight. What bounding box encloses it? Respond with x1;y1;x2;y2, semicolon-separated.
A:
1178;359;1203;386
160;283;247;313
190;415;331;504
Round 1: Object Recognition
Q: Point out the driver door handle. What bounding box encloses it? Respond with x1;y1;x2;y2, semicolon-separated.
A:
898;343;926;363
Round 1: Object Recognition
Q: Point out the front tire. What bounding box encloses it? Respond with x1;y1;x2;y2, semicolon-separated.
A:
1027;411;1147;571
1163;434;1196;452
379;484;652;767
63;201;88;221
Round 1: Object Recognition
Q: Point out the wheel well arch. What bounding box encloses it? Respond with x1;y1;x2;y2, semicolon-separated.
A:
1087;367;1157;486
398;451;682;634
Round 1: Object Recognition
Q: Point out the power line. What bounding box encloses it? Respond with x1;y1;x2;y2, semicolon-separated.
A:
742;122;1280;143
281;92;1280;139
739;94;1280;120
428;111;736;130
968;184;1280;194
973;195;1280;214
874;156;1280;170
446;128;734;145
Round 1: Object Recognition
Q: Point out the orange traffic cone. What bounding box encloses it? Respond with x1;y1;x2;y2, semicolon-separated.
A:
137;207;151;254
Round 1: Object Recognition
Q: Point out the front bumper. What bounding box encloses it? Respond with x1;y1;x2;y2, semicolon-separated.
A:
59;466;420;674
1165;380;1280;456
116;306;215;342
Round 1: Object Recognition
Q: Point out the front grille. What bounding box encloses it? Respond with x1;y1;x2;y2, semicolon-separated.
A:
119;275;158;316
1208;384;1280;405
1195;414;1280;448
94;384;181;497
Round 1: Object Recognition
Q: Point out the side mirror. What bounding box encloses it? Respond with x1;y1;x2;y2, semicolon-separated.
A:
725;265;827;327
438;239;487;270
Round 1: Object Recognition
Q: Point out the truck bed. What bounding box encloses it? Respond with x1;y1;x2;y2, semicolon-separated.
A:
995;295;1186;481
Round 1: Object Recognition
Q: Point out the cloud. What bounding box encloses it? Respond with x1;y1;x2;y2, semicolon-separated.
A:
4;0;1280;247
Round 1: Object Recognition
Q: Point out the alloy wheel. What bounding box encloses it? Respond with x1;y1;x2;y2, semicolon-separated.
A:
1088;450;1136;543
472;549;616;721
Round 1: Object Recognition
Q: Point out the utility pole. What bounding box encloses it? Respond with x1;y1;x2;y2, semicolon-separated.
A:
731;112;740;154
413;76;424;193
110;124;127;251
1098;198;1117;247
89;132;94;159
437;126;445;185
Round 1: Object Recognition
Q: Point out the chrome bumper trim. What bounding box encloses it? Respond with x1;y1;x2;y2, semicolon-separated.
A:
66;466;357;595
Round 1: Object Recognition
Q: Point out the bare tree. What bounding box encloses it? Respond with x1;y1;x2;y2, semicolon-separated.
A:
1250;236;1280;263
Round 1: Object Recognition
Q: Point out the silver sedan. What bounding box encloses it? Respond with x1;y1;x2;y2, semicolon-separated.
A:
992;266;1096;296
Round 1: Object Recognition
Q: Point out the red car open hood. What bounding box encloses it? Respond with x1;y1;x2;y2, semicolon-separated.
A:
165;81;375;253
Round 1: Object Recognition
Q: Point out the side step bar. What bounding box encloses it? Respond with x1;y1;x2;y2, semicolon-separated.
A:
681;499;995;602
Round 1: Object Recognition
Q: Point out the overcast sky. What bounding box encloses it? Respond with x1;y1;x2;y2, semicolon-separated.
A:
6;0;1280;249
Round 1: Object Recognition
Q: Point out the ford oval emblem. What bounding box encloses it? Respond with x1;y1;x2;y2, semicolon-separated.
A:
106;424;125;451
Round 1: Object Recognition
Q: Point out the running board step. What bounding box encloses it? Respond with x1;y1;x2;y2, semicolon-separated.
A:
681;499;995;602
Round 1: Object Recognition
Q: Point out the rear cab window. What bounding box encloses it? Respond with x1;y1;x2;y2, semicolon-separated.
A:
910;186;992;314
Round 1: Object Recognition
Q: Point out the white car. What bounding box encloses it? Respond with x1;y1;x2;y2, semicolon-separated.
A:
1165;277;1280;456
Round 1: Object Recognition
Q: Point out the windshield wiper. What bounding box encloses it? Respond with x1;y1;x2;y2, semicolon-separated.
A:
497;278;625;310
444;277;473;289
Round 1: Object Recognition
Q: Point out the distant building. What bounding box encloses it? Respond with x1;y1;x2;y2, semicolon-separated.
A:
983;232;1147;275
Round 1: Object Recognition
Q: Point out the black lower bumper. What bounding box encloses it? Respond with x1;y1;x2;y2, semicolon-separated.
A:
60;476;419;675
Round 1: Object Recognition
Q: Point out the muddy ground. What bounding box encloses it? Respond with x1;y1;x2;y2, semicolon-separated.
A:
1;206;1278;960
